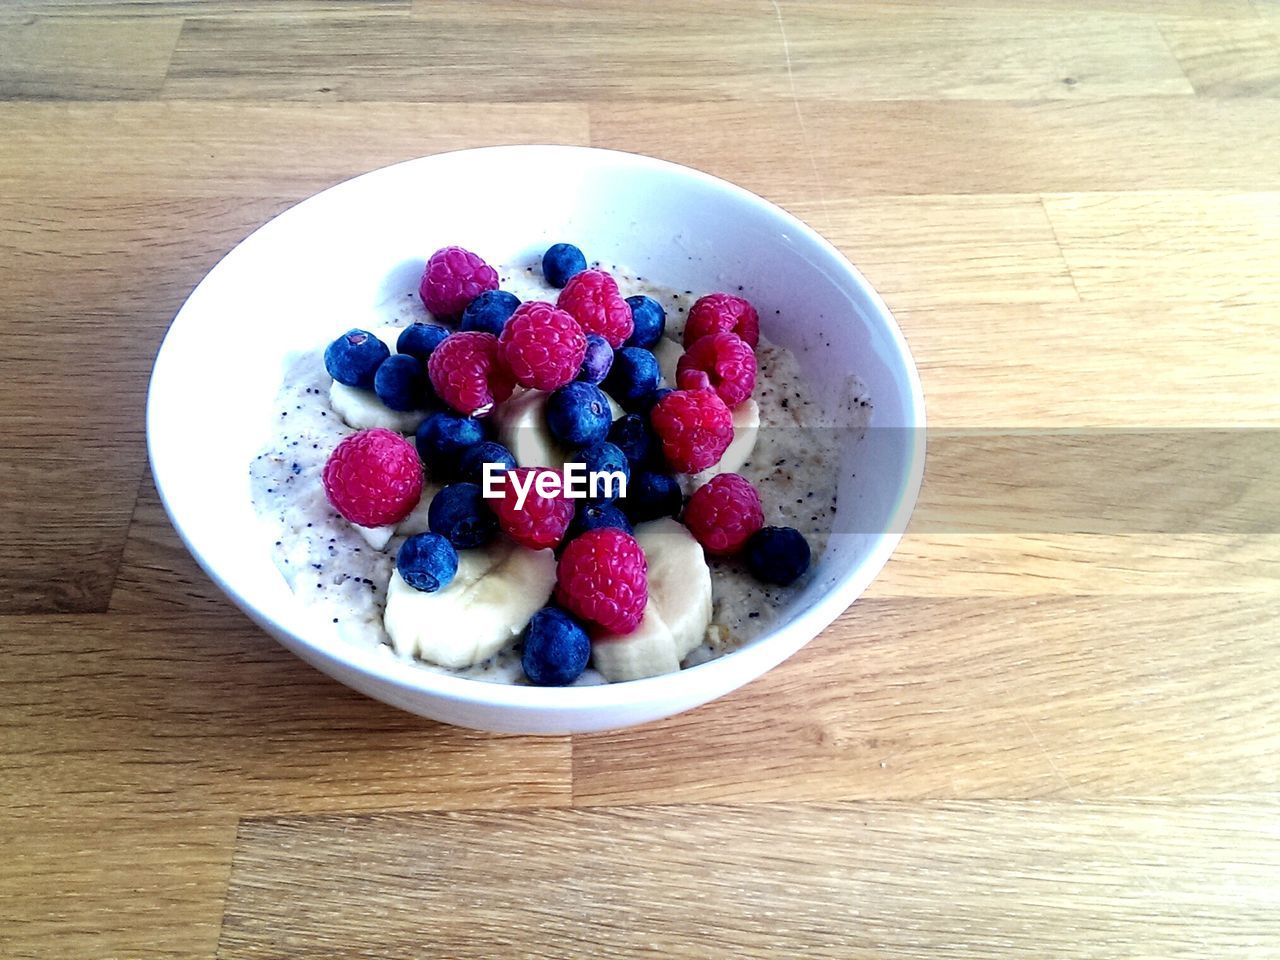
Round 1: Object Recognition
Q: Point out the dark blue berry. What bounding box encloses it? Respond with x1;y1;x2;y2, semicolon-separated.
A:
624;295;666;349
396;532;458;593
569;441;630;502
415;411;487;478
428;482;498;549
521;607;590;686
607;413;657;467
324;329;389;388
460;290;521;337
604;347;661;410
396;322;449;363
745;526;811;585
546;381;612;448
542;243;587;288
632;386;673;416
567;502;633;540
457;440;517;486
621;470;682;522
576;333;614;384
373;354;428;411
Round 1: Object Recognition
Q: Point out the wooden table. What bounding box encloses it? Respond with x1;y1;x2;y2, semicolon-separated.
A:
3;2;1279;957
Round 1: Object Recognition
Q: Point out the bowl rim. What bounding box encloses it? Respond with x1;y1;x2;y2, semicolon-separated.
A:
147;144;926;712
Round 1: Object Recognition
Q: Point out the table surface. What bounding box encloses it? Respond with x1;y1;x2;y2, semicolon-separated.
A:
3;2;1279;957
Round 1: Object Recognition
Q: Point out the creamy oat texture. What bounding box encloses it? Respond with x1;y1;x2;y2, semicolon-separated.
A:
249;257;864;684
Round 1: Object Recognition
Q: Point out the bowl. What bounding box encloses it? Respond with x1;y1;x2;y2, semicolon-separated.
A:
148;145;925;734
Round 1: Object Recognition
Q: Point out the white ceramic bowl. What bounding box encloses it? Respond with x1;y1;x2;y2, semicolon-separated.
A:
148;145;924;734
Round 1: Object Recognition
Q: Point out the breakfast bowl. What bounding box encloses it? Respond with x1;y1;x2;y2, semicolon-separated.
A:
147;145;925;734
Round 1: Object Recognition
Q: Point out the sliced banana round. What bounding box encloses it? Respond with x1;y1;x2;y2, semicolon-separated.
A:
591;602;681;682
685;397;760;491
493;388;626;470
383;539;556;669
351;481;439;550
329;381;427;434
652;335;683;387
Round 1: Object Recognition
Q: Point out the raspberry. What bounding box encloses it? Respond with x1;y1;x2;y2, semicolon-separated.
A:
490;467;575;550
555;528;648;634
427;331;515;416
322;428;423;528
682;473;764;555
557;269;634;348
684;293;760;349
499;301;587;391
676;331;756;407
649;388;734;474
419;246;499;320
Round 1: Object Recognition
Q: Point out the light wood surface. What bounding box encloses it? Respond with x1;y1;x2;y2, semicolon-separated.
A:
1;2;1278;957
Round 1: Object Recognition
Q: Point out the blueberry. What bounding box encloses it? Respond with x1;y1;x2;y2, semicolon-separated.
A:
568;441;630;502
604;347;661;410
324;329;390;388
567;501;633;540
415;411;487;478
458;440;517;486
428;482;498;549
396;532;459;593
624;295;666;349
542;243;588;288
461;290;521;337
521;607;590;686
576;333;615;384
396;322;449;363
745;526;811;585
546;381;612;448
373;354;427;411
621;470;682;522
633;386;673;416
607;413;657;467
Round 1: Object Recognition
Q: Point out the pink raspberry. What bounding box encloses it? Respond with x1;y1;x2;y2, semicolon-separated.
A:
427;331;515;416
650;388;734;474
682;473;764;555
684;292;760;349
676;331;756;407
490;467;575;550
556;528;648;634
556;269;634;348
419;246;499;320
322;428;423;528
499;301;587;391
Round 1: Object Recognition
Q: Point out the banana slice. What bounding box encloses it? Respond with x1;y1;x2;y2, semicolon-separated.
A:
329;381;427;434
652;336;683;387
383;539;556;669
686;397;760;490
493;389;626;470
591;602;681;682
351;480;438;550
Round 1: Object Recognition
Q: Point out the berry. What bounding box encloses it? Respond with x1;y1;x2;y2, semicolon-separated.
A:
607;413;657;467
682;473;764;555
684;292;760;349
324;329;390;388
620;470;682;523
373;354;428;412
745;526;811;585
499;301;587;391
555;528;648;634
461;289;521;337
457;440;517;485
632;386;673;416
396;532;459;593
676;368;712;392
557;269;633;347
491;467;575;550
322;428;423;527
569;441;630;502
426;331;515;416
567;501;633;540
576;333;614;384
521;607;590;686
649;388;734;474
415;411;487;478
419;246;499;320
676;331;756;407
625;295;666;349
428;481;498;549
542;243;588;288
395;322;449;363
604;346;661;410
546;381;612;448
